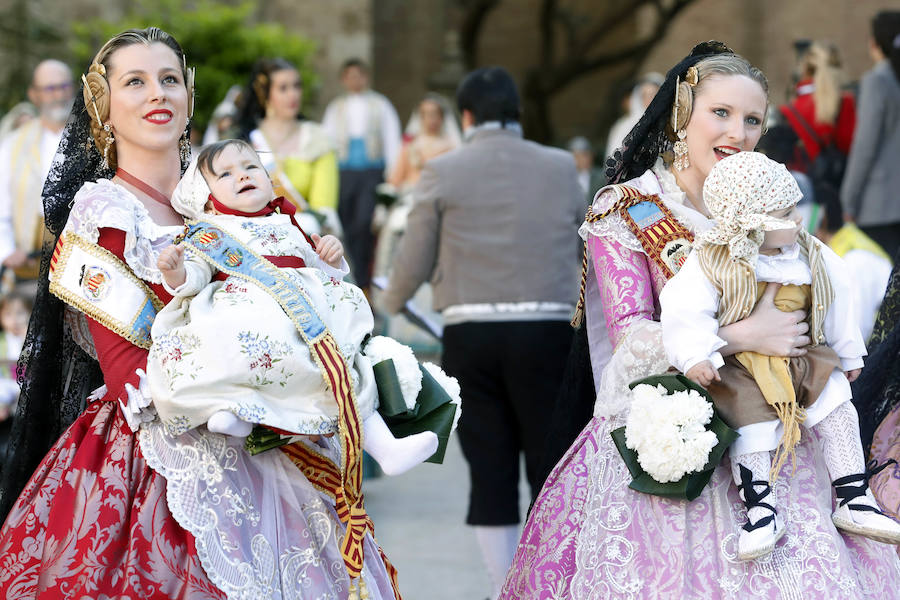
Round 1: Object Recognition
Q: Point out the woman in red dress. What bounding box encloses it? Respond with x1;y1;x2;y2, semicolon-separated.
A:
0;27;400;600
779;41;856;170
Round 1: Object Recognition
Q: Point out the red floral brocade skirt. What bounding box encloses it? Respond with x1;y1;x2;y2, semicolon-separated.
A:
0;400;225;599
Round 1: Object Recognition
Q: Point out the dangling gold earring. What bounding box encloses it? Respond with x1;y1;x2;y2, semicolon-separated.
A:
673;129;689;171
670;69;696;172
179;123;191;164
101;124;115;170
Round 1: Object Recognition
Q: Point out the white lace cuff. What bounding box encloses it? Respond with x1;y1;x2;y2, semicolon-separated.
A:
319;258;350;281
594;319;670;419
118;368;156;432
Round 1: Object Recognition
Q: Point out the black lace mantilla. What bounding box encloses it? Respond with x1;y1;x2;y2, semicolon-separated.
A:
0;90;189;520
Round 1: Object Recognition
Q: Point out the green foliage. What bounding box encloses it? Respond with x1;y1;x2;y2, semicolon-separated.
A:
70;0;318;132
0;0;66;112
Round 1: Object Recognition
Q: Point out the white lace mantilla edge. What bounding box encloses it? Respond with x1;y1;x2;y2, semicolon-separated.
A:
65;179;183;284
138;420;388;600
579;164;702;256
578;188;645;254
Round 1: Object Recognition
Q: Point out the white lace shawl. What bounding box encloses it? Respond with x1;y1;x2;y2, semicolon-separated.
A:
64;179;183;284
578;160;710;251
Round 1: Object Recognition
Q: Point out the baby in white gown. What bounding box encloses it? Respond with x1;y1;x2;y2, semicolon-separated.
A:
149;139;437;475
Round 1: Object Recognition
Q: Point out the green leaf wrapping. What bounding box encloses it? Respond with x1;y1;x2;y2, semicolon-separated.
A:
374;359;458;464
244;426;292;455
372;359;410;418
611;373;739;501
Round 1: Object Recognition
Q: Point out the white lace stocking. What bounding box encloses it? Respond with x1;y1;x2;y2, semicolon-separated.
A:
731;451;776;525
812;400;866;482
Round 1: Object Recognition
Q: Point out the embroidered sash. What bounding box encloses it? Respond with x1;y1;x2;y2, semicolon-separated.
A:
616;185;694;279
180;220;398;597
48;231;163;348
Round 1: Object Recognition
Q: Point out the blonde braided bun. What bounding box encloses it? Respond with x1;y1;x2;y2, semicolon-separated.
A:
670;79;694;135
82;62;115;168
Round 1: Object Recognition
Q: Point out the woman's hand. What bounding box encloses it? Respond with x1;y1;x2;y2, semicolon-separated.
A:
158;244;186;288
845;368;862;383
312;234;344;268
718;282;810;357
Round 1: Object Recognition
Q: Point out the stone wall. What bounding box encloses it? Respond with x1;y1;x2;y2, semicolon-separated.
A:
371;0;899;149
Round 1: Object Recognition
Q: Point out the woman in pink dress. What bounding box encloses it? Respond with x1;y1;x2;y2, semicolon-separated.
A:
0;28;400;600
502;42;900;600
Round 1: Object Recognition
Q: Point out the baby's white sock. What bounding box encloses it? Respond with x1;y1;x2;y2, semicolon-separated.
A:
813;400;867;482
362;411;438;476
207;410;253;438
813;400;881;510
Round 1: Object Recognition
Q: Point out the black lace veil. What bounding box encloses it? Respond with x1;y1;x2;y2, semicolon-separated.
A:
536;41;737;491
0;92;107;520
0;81;189;519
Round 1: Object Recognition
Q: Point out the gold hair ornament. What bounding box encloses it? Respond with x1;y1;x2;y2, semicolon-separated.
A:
671;66;698;171
82;67;115;169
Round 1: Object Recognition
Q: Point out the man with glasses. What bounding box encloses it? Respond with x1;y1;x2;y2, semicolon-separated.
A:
0;59;74;284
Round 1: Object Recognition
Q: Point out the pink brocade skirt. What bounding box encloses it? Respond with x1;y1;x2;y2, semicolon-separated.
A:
0;401;225;599
501;415;900;600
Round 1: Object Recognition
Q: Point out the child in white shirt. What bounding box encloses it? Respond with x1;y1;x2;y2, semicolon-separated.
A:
660;151;900;560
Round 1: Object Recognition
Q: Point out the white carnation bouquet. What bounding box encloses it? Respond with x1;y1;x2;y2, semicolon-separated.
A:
611;374;737;500
625;384;717;483
363;336;462;463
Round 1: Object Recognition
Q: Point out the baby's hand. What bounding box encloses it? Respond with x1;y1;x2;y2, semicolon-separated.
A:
312;233;344;268
685;360;721;387
845;368;862;383
158;244;186;288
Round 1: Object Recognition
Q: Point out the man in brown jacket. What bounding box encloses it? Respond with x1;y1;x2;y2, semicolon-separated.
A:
382;66;583;598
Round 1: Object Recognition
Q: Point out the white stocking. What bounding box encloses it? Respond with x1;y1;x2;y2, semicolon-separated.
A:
473;524;519;599
812;400;866;482
812;400;881;510
731;450;775;525
362;411;438;476
207;410;253;437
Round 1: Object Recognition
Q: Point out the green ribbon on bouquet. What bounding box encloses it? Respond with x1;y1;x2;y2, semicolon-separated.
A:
610;373;738;501
372;359;457;464
245;426;295;455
